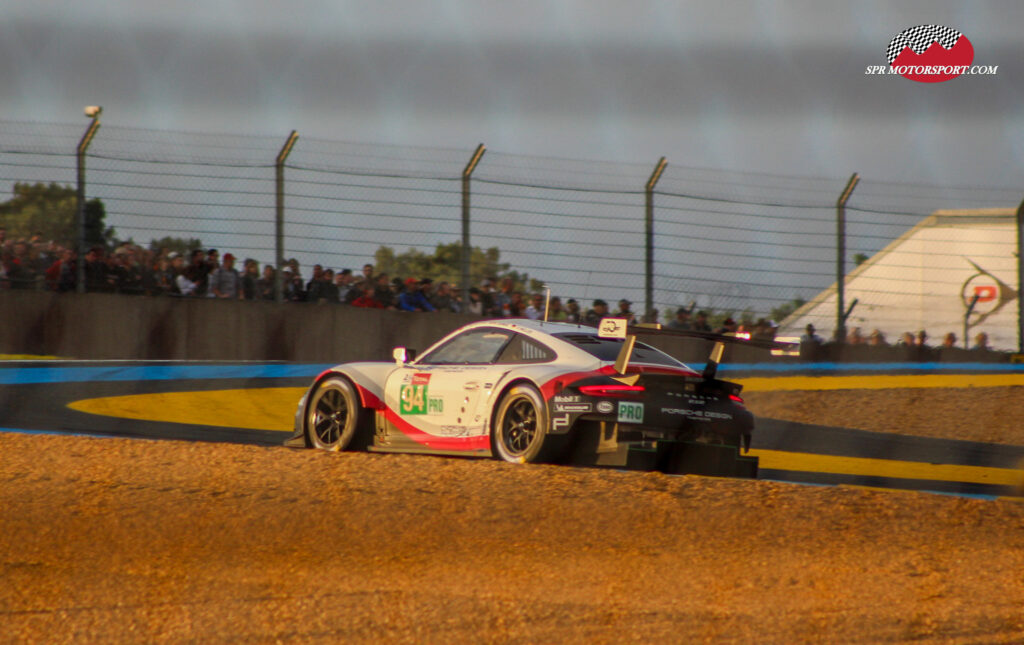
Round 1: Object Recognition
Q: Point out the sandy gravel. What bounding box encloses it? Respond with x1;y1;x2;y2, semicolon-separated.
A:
3;389;1024;644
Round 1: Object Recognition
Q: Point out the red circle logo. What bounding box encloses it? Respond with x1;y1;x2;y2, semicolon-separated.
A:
961;274;1001;316
886;25;974;83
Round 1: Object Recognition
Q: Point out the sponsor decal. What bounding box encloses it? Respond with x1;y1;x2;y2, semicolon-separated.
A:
661;408;733;421
618;401;644;424
553;414;571;429
598;317;629;339
439;425;469;437
553;395;582;403
961;259;1017;327
596;401;615;414
667;391;708;403
555;402;592;413
865;25;996;83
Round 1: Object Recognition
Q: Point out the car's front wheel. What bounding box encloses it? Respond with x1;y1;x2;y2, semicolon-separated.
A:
305;376;365;451
492;384;564;463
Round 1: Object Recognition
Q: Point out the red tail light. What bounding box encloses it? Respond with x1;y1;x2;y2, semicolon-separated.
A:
729;394;744;404
578;384;646;397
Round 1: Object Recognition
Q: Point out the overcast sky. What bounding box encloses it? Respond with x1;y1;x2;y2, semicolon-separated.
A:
2;1;1022;187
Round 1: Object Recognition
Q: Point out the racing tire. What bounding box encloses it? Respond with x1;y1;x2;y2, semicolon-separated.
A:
305;376;368;451
491;384;565;464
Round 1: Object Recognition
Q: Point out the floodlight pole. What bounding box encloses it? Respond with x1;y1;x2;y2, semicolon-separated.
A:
964;294;980;351
461;144;486;308
835;173;860;342
275;130;299;303
645;157;668;323
75;115;102;293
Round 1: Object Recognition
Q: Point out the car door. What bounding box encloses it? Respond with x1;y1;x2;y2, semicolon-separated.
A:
382;327;514;453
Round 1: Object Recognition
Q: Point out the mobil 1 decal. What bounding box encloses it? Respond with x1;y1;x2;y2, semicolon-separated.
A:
400;373;444;415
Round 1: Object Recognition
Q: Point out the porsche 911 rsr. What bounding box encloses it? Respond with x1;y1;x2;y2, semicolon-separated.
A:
285;318;760;477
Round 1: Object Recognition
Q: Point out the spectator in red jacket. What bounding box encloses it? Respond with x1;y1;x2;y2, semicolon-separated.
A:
352;282;386;308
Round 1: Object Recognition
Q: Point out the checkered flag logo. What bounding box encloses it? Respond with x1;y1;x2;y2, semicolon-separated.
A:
886;25;963;64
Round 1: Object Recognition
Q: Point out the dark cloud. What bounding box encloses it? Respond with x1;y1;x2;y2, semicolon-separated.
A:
1;16;1022;184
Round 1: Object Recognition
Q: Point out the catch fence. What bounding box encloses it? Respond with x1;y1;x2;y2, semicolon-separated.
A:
2;119;1022;344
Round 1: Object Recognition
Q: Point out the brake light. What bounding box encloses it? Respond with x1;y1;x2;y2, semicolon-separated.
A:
578;384;646;397
729;394;744;404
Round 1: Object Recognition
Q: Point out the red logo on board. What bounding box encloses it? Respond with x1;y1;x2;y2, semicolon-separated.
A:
972;285;998;303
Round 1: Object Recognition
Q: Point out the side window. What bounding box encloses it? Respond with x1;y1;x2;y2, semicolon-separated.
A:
495;334;556;364
553;332;684;367
418;328;514;365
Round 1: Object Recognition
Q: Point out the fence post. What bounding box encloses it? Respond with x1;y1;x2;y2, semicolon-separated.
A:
1017;197;1024;353
835;173;860;342
461;144;486;308
75;112;102;293
275;130;299;303
645;157;668;322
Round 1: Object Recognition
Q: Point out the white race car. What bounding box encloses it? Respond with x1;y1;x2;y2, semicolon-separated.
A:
285;318;760;477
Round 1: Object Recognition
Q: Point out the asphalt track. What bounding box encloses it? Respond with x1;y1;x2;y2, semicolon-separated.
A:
2;361;1023;499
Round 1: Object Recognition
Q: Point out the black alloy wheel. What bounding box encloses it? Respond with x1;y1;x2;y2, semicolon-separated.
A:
306;377;360;451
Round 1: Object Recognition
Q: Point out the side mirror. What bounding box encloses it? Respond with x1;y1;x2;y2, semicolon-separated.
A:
392;347;418;364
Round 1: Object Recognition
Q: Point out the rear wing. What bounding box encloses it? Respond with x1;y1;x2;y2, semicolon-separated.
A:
598;318;796;380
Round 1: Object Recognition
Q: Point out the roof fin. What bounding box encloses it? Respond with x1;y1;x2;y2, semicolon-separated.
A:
702;341;726;381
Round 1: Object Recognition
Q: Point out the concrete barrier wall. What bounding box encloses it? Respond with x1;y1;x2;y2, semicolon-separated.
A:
0;291;1009;364
1;291;476;362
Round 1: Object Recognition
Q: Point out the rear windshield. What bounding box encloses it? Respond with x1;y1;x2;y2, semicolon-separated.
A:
553;332;684;367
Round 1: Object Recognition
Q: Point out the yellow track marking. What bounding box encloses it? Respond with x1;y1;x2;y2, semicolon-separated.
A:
68;388;305;432
1;354;61;360
750;448;1024;488
66;381;1024;491
739;374;1024;392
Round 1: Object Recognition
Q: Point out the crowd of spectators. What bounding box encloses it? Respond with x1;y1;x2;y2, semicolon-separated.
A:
798;322;994;361
0;235;647;324
0;234;1006;354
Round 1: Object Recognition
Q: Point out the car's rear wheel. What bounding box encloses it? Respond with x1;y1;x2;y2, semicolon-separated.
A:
306;376;364;451
492;384;563;463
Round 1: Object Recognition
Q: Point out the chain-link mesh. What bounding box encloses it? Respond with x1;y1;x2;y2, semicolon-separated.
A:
284;138;466;274
1;120;1021;340
89;127;280;263
0;120;80;189
473;152;651;307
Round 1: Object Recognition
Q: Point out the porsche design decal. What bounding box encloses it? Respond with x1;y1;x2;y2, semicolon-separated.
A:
661;408;733;421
